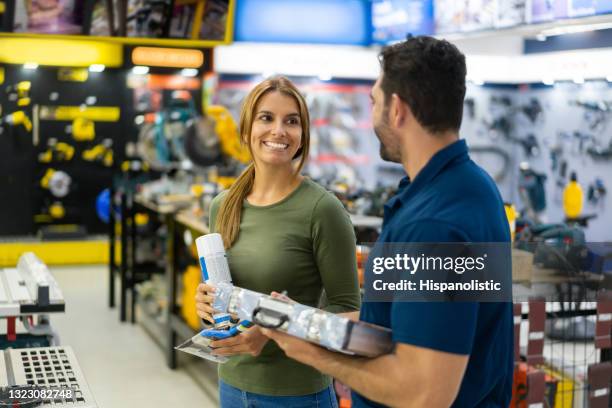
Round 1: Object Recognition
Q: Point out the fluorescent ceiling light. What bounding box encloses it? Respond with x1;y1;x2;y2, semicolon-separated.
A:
180;68;198;77
132;66;149;75
606;76;612;83
318;74;332;81
89;64;105;72
535;34;547;41
573;77;585;84
24;62;38;70
543;78;555;85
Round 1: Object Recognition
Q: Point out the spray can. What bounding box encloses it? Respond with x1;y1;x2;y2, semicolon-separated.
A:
196;233;232;329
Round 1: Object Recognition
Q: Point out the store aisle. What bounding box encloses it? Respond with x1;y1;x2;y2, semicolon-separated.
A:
49;264;218;408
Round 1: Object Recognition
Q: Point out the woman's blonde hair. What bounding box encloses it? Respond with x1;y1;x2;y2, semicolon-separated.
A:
216;76;310;248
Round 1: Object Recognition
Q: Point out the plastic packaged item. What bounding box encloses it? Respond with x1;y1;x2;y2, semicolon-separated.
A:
175;332;228;364
210;283;394;358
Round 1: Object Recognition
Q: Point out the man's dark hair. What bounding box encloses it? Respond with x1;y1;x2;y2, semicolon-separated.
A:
379;36;467;134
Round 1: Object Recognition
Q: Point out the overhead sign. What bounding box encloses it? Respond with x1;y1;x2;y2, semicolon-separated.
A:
132;47;204;68
372;0;434;44
234;0;371;45
0;38;122;67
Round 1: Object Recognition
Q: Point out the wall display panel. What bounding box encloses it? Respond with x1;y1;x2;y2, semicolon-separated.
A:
2;0;234;46
435;0;464;33
435;0;496;33
88;0;230;40
213;75;402;190
460;0;496;32
460;81;612;241
528;0;568;23
234;0;371;45
0;64;129;236
212;74;611;240
371;0;434;44
595;0;612;13
12;0;84;34
495;0;526;28
568;0;598;17
567;0;612;16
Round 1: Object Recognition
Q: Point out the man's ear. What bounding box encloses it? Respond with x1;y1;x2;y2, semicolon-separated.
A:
390;93;410;128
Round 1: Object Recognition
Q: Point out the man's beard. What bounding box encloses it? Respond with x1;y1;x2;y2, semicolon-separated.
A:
374;121;401;163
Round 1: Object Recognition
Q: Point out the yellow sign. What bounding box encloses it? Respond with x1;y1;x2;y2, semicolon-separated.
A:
58;68;89;82
0;67;4;85
39;106;121;122
0;2;5;14
0;38;122;67
132;47;204;68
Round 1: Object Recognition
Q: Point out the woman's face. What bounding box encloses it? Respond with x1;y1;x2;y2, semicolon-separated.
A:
249;91;303;168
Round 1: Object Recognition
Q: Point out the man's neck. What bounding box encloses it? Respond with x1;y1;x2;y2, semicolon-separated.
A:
401;129;459;181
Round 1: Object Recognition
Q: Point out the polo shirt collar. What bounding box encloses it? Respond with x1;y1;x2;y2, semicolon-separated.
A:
397;138;469;205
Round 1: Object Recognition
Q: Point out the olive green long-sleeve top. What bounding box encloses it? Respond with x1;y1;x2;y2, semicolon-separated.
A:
209;177;361;396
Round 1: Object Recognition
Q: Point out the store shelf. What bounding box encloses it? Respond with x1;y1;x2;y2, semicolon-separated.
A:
136;299;167;350
136;301;218;403
170;314;197;340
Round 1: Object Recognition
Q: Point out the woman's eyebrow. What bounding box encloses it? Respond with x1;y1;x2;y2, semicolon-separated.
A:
256;110;273;115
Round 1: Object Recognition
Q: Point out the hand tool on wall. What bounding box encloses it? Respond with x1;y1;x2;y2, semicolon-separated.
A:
82;138;114;167
4;110;33;132
16;81;31;107
40;169;72;198
72;117;95;141
38;138;75;163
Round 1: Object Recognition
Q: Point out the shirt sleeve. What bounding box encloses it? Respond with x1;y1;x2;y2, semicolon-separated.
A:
311;193;361;313
390;219;478;355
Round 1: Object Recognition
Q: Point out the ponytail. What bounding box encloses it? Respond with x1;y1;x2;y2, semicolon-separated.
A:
215;163;255;248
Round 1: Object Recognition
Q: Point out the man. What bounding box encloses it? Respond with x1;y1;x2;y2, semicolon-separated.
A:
263;36;514;407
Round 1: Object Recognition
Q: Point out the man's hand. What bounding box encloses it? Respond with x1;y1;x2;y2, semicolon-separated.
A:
338;311;360;321
195;283;217;324
260;328;326;366
210;325;269;357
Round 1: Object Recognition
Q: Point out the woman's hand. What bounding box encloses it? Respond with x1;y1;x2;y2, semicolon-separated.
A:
210;325;269;357
195;283;217;324
270;291;296;304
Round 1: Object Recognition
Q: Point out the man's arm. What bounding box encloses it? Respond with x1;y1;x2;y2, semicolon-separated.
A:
338;310;360;321
262;330;468;408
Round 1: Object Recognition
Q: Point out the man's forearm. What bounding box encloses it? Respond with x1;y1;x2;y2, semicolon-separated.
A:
262;328;465;407
338;310;360;321
309;349;416;407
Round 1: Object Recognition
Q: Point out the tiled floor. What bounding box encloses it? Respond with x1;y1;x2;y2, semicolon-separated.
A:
48;264;218;408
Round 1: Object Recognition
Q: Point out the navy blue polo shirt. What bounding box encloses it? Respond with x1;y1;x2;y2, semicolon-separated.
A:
352;139;514;408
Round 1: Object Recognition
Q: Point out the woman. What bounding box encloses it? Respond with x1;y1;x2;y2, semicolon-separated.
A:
195;76;360;407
